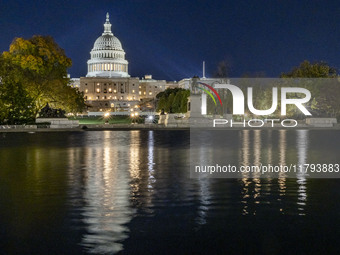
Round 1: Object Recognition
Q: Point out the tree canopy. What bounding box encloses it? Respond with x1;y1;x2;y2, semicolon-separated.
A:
156;88;190;113
206;61;339;119
281;60;337;78
280;60;339;118
0;35;85;124
213;61;230;78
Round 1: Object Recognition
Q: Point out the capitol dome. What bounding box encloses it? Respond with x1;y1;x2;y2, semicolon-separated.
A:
93;34;123;51
86;13;129;77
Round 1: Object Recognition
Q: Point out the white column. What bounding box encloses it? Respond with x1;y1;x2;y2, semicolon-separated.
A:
201;93;207;115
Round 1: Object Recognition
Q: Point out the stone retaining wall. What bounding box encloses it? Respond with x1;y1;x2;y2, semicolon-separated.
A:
36;118;79;128
306;118;337;127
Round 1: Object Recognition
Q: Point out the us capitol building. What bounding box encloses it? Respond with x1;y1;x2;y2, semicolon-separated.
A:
72;13;178;113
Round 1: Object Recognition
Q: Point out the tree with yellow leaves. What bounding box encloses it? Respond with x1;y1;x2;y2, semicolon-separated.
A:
0;35;85;123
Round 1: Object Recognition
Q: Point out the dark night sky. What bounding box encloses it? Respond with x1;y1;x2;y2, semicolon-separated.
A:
1;0;339;80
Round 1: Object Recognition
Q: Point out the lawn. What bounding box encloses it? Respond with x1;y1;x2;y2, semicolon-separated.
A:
69;116;132;125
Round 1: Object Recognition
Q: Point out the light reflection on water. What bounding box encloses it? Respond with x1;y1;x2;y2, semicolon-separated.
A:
66;129;330;253
67;129;338;253
236;130;309;216
296;130;308;215
1;130;339;254
66;131;170;253
79;131;134;254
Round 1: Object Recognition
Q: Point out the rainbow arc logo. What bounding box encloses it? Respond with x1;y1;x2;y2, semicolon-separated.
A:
197;82;223;107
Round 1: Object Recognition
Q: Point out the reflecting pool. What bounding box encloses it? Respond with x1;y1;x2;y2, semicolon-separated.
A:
0;130;339;254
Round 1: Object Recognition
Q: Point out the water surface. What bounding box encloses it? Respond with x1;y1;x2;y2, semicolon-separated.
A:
0;130;339;254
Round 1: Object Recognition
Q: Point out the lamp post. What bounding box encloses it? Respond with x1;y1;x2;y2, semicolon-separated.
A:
104;112;110;124
130;111;139;124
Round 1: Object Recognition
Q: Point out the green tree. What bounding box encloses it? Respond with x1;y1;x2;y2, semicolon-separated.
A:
213;61;230;78
156;97;167;112
180;90;190;113
156;88;190;113
280;60;339;118
281;60;337;78
166;93;175;113
172;92;182;113
1;35;85;119
0;80;36;124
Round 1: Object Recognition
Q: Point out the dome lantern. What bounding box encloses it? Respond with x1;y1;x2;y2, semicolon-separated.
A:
103;12;113;36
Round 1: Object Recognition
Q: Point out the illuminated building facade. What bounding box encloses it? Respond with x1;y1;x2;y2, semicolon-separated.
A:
76;13;178;112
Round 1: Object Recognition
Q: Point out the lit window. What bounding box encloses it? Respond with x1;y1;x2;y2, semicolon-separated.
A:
149;92;152;95
109;88;112;92
96;88;100;93
114;96;117;99
89;97;92;100
111;103;114;107
139;86;141;89
132;90;135;93
85;89;88;93
144;92;146;95
97;83;100;86
114;90;117;93
133;96;135;100
139;91;141;95
128;104;130;106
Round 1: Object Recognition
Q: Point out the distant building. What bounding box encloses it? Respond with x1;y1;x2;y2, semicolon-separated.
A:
70;78;80;88
71;13;178;113
139;75;167;100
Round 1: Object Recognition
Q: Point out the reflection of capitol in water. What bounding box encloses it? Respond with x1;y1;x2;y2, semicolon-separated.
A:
66;131;155;253
67;131;136;253
65;131;172;253
80;131;133;254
